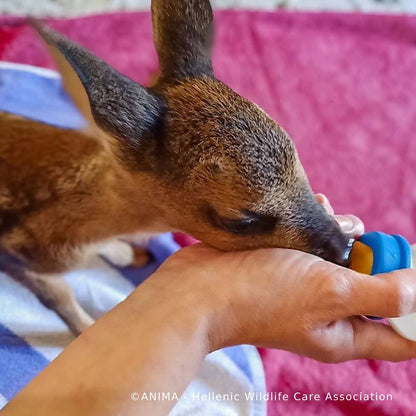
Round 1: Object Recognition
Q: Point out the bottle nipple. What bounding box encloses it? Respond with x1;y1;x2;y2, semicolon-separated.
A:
349;241;374;274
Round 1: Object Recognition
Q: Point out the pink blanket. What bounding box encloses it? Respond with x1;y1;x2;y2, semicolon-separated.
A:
1;10;415;415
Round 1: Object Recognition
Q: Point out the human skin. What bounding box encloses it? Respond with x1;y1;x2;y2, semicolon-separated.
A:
3;196;416;416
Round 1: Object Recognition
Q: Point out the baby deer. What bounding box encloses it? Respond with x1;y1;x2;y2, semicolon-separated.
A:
0;0;351;334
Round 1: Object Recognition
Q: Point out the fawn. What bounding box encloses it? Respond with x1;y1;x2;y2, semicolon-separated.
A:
0;0;352;334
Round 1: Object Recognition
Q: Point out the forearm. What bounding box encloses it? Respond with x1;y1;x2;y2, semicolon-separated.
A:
2;270;213;416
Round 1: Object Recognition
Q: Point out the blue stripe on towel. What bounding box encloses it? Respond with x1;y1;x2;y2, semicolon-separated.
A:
0;63;86;130
222;345;254;383
0;323;48;400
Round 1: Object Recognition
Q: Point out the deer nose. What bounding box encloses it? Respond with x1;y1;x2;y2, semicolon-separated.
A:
308;221;354;266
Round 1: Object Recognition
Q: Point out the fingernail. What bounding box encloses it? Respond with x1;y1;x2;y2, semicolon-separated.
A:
344;217;355;232
338;217;355;234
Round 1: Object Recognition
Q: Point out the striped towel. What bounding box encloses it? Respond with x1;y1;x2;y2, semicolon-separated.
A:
0;62;266;415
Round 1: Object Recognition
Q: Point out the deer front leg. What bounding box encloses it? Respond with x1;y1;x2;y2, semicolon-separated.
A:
96;238;151;268
22;271;95;336
1;254;94;336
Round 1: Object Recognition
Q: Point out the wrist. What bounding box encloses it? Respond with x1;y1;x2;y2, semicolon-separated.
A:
127;264;237;353
126;268;212;353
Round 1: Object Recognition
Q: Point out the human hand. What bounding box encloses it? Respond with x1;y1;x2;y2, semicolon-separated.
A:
315;193;364;238
152;197;416;363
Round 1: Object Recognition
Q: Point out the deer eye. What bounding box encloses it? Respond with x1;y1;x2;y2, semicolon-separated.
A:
204;205;277;236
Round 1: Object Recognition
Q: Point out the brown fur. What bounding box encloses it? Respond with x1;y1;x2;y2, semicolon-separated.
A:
0;0;352;334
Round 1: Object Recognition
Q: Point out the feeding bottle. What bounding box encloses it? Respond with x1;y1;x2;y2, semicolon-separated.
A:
348;231;416;342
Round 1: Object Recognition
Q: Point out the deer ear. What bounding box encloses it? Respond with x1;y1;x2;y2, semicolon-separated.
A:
151;0;214;81
32;20;165;143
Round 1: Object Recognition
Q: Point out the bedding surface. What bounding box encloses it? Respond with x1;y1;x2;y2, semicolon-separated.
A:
1;10;416;415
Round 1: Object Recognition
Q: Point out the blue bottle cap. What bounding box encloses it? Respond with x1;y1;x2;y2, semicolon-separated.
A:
360;232;412;275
